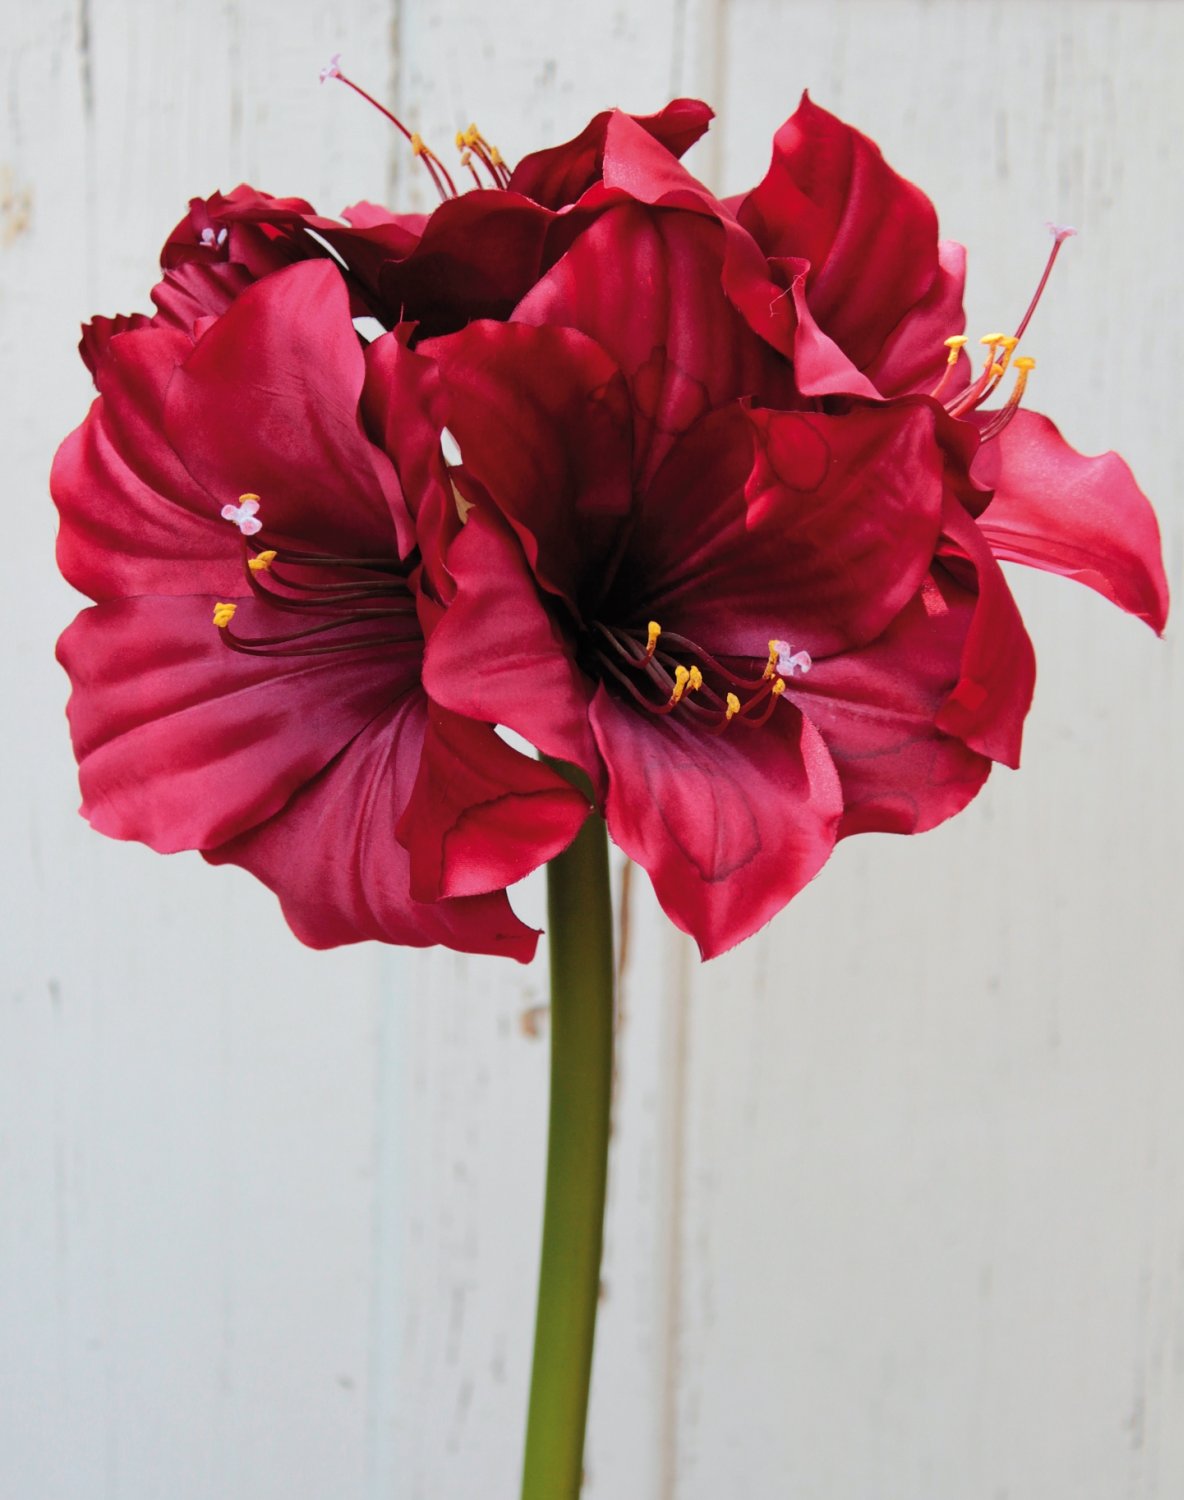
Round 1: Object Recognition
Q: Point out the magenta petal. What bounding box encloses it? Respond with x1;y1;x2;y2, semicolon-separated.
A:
737;93;941;372
934;501;1036;767
53;326;244;602
590;686;841;959
59;595;414;853
509;99;714;209
515;202;792;480
421;510;602;786
164;260;411;560
207;698;539;961
788;579;993;836
398;709;591;900
973;409;1169;633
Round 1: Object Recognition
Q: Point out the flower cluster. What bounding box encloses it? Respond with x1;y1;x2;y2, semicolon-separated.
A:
53;76;1168;960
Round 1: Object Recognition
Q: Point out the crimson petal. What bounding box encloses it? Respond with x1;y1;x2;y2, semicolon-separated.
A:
59;595;414;853
589;687;841;959
207;697;539;962
973;409;1169;633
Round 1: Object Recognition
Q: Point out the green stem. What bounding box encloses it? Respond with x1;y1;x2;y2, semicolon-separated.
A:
521;808;615;1500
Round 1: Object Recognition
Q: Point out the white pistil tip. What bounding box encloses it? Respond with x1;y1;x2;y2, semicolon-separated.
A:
200;226;228;248
773;640;812;677
222;496;262;535
320;52;342;84
440;427;463;467
1046;221;1078;243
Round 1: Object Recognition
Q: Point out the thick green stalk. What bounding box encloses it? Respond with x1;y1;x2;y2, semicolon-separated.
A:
520;809;614;1500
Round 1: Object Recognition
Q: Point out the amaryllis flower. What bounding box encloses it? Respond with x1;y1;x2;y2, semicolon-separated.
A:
408;301;1035;957
724;93;1169;633
54;260;589;959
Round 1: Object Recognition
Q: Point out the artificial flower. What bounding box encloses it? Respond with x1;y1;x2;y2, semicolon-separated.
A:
55;260;589;958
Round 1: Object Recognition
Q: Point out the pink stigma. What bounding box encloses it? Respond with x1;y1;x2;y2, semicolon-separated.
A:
320;52;342;85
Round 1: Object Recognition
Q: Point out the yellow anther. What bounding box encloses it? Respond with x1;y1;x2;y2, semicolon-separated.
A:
1013;355;1036;371
238;491;260;504
725;693;741;722
980;332;1005;346
467;122;487;146
645;620;661;658
247;550;277;573
460;149;473;167
989;362;1004;379
998;336;1019;352
490;146;505;168
669;665;691;705
771;678;786;697
763;640;780;678
944;335;968;349
212;602;237;629
687;666;704;693
455;131;467;149
410;133;426;156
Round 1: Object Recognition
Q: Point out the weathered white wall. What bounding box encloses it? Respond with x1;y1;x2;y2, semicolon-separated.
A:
2;1;1181;1497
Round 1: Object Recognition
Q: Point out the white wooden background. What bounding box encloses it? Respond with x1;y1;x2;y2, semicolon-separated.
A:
3;1;1182;1495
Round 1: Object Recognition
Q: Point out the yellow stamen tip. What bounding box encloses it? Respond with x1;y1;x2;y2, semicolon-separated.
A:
999;336;1020;351
687;666;703;692
247;550;277;573
212;602;237;628
669;664;691;705
980;332;1005;346
490;146;504;167
1014;356;1036;371
989;362;1004;379
771;678;786;697
460;149;473;166
944;335;969;349
238;491;260;503
410;133;425;156
725;693;741;721
455;132;466;148
646;620;661;649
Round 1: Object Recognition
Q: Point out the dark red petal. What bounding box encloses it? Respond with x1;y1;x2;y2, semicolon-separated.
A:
58;595;413;853
376;192;554;338
163;260;412;559
150;259;257;331
935;500;1036;767
737;93;941;372
420;319;632;601
515;202;793;481
597;112;799;365
972;409;1169;633
397;709;590;900
420;509;602;789
509;100;714;209
589;687;841;959
53;326;244;602
862;240;970;398
206;697;539;961
788;576;992;836
775;257;880;398
628;402;945;658
79;312;154;377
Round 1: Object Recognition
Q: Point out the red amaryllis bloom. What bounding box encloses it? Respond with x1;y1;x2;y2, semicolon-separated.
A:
410;302;1034;957
724;93;1169;633
54;260;590;959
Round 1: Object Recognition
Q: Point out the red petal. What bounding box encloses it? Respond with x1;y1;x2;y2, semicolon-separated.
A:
589;687;841;959
628;402;946;658
419;320;633;601
420;510;602;788
737;93;941;373
163;260;412;559
973;409;1169;633
862;240;969;398
58;595;414;853
53;326;244;602
515;202;793;480
397;710;590;900
935;500;1036;767
206;698;539;961
509;100;714;209
788;577;992;836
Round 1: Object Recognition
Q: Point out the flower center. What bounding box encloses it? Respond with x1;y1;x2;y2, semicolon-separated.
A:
587;619;811;734
930;224;1075;439
212;494;420;658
